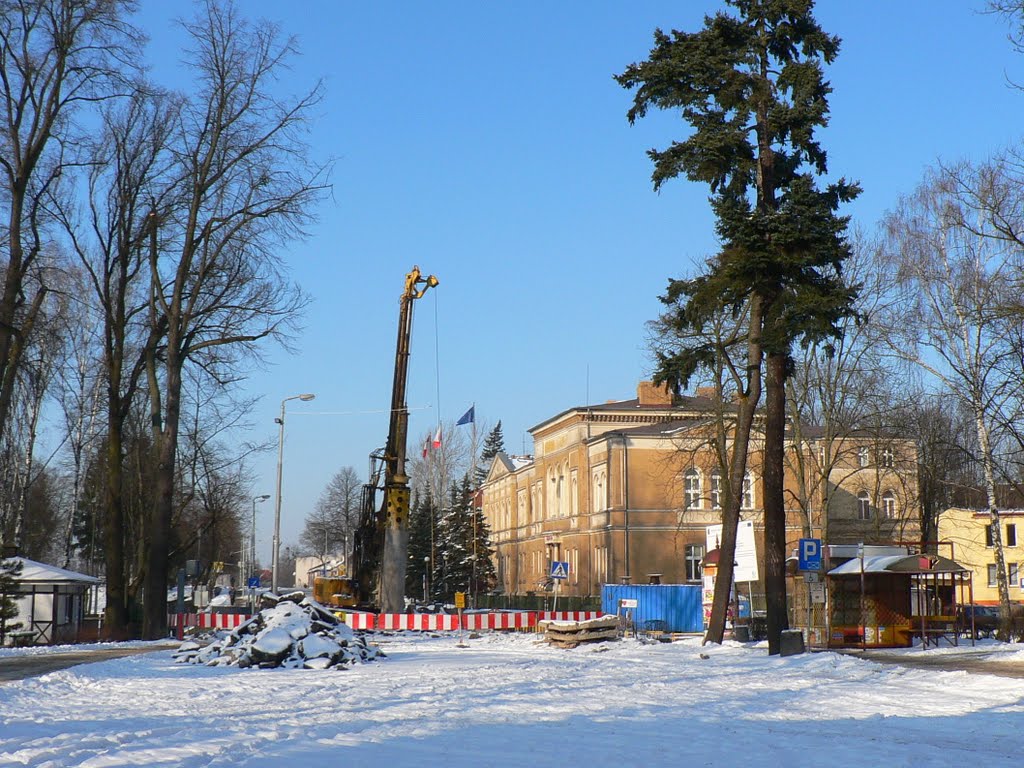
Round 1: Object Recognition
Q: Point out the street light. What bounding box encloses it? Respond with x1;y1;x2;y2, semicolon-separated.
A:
251;494;270;598
272;393;315;593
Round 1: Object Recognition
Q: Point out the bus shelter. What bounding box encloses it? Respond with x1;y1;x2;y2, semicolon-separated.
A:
826;554;972;649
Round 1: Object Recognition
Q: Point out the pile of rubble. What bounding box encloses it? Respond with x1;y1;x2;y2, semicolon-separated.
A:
174;591;382;670
540;615;619;648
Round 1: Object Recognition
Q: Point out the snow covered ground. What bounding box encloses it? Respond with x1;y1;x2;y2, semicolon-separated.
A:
1;632;1023;767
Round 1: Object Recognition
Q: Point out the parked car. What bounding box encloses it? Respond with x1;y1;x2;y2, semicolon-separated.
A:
958;604;1000;638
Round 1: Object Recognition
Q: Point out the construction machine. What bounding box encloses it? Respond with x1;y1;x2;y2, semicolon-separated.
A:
352;266;438;612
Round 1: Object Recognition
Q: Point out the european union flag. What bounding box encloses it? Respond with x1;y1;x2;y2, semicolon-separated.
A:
456;405;474;426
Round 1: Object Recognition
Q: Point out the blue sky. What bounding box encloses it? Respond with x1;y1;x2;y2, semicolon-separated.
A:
128;1;1022;562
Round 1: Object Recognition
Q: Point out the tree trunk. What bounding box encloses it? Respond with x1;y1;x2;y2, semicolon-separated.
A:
764;352;790;654
103;399;129;639
142;356;181;640
705;297;764;645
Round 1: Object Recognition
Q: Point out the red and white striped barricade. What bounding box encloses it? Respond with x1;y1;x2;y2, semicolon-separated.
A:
335;612;377;630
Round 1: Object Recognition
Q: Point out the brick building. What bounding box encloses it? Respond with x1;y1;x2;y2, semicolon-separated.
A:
481;381;920;599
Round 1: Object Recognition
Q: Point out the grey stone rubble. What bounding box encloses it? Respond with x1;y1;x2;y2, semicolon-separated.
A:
173;591;382;670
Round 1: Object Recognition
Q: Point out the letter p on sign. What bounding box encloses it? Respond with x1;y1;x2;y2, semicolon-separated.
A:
799;538;822;571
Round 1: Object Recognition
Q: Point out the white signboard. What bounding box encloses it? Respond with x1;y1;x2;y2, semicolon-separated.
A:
809;583;826;604
706;520;759;583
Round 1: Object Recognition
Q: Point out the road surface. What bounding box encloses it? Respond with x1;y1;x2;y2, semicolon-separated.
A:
0;644;176;683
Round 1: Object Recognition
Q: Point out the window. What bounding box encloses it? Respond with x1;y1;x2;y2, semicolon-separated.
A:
879;446;894;468
684;469;702;509
857;447;870;467
592;467;606;512
742;473;755;510
710;469;722;509
570;470;578;518
1011;563;1020;588
857;491;871;521
985;524;995;548
988;564;998;588
881;491;896;520
685;544;704;582
1008;524;1017;547
817;444;827;467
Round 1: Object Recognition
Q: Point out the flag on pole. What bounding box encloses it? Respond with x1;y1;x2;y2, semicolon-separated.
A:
433;425;442;448
456;405;475;426
422;436;429;458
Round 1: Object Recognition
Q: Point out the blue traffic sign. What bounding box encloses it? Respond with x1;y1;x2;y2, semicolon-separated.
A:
247;576;260;589
798;538;822;571
550;561;569;580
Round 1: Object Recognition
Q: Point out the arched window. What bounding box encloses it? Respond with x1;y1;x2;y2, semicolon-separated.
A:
592;468;606;511
570;470;578;517
882;491;896;519
684;469;702;510
547;469;556;519
857;491;872;520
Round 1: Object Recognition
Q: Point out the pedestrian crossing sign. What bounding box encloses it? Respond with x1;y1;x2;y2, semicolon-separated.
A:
550;561;569;580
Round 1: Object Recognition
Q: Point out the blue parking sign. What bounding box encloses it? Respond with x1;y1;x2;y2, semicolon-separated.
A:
798;538;822;571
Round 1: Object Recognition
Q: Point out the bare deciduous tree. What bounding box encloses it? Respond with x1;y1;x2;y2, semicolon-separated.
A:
882;159;1024;637
140;0;326;637
0;0;141;452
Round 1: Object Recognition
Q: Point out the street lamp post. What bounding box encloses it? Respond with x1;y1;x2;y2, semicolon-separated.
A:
251;494;270;602
272;393;315;593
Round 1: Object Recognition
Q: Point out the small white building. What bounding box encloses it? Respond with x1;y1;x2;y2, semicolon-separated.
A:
2;558;100;646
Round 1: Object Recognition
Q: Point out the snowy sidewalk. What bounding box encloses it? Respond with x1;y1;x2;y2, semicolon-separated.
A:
1;633;1022;767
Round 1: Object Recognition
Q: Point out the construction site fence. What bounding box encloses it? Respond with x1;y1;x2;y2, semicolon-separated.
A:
168;610;604;633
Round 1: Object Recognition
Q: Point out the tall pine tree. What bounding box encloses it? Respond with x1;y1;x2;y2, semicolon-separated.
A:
474;421;505;486
406;490;438;602
618;0;858;651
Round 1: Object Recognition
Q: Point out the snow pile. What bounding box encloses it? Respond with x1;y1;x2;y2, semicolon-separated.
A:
173;591;381;670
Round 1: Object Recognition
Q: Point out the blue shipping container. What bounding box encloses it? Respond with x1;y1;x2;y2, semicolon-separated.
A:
601;584;703;633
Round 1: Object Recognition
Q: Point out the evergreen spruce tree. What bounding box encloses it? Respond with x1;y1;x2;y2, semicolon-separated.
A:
468;499;497;597
0;557;24;641
618;0;858;651
406;490;437;602
474;421;505;486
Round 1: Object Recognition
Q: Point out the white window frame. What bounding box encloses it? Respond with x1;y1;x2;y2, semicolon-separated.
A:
685;544;704;582
741;473;755;510
857;491;871;521
880;446;894;468
881;491;896;520
684;469;702;510
710;469;722;510
857;446;870;468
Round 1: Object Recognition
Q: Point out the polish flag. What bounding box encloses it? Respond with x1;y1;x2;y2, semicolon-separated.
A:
433;425;442;449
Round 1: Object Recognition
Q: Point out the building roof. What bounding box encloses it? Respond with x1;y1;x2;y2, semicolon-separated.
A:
828;554;967;576
528;393;725;434
7;557;100;584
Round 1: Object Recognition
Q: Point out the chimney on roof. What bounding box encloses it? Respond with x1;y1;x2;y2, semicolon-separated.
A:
637;380;674;406
695;386;717;401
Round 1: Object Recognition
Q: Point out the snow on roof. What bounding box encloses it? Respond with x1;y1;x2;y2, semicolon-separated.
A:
828;554;967;576
8;557;100;584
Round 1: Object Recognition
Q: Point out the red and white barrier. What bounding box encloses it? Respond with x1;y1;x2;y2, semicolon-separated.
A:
169;610;605;633
168;613;252;630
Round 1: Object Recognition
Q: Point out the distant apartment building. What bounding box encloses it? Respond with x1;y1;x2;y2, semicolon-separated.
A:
481;381;920;598
938;506;1024;604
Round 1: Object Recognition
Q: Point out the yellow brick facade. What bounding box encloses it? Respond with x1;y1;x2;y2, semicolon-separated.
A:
482;382;921;598
937;507;1024;604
